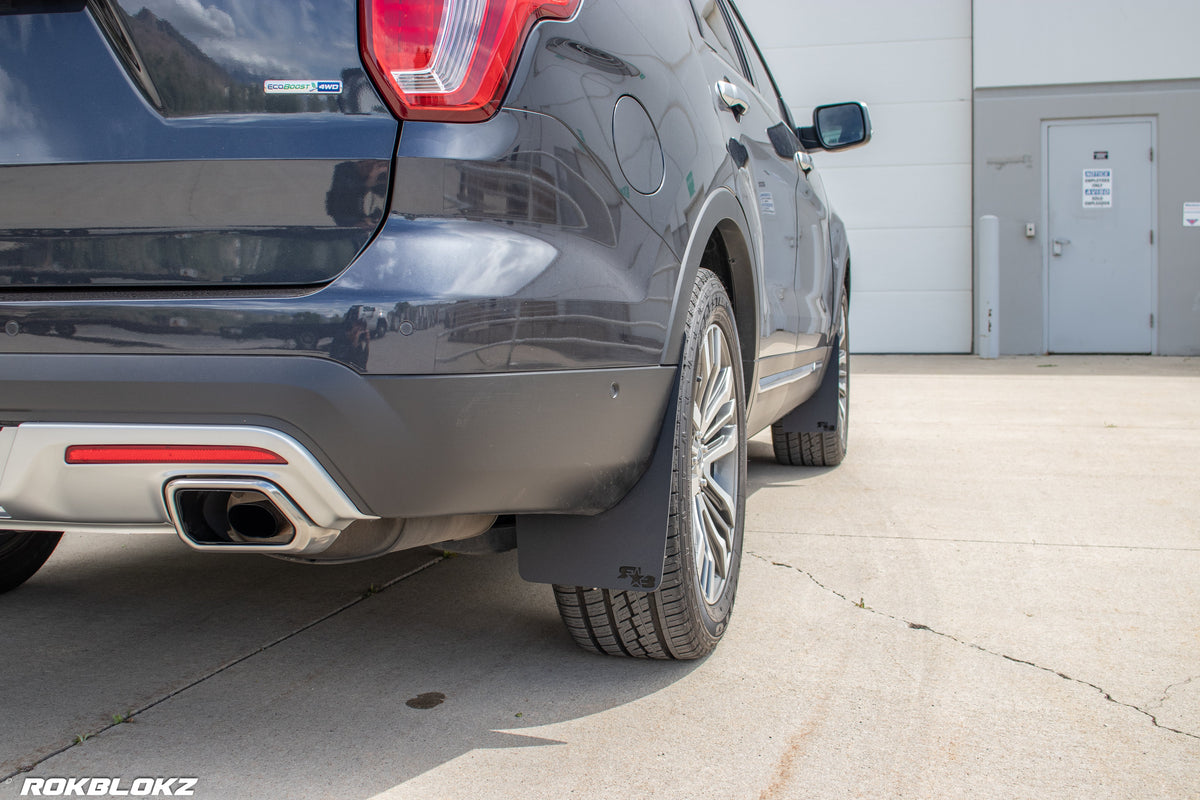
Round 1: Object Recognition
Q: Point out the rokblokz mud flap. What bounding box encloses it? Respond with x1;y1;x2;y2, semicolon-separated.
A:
515;367;679;593
774;342;840;434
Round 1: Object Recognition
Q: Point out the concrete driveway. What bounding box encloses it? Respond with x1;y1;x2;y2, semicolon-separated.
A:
2;356;1197;799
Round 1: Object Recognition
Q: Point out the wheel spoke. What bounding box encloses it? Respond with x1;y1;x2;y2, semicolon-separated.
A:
703;470;736;524
697;493;730;579
692;493;708;552
698;348;729;437
698;328;716;401
693;332;714;433
699;549;716;599
691;494;717;597
701;427;737;468
700;378;734;444
701;326;716;379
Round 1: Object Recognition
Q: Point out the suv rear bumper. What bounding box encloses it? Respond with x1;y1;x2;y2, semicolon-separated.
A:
0;354;675;522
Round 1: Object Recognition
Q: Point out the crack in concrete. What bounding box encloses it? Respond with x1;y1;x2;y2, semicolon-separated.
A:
1;555;446;783
751;551;1200;743
1146;675;1199;715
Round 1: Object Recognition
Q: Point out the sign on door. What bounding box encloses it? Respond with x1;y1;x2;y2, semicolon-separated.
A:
1082;168;1113;208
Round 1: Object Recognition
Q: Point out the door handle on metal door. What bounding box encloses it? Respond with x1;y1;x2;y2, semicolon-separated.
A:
715;81;748;119
1052;238;1071;257
795;150;814;174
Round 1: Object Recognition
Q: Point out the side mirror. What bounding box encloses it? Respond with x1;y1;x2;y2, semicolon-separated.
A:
798;102;872;152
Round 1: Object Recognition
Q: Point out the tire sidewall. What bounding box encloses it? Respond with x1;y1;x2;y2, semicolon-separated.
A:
837;290;849;454
674;270;746;640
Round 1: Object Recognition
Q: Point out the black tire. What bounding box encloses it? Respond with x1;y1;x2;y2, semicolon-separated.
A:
772;289;849;467
0;531;62;594
553;268;746;659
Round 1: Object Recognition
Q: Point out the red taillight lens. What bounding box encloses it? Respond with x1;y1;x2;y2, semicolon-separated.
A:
65;445;287;465
360;0;580;122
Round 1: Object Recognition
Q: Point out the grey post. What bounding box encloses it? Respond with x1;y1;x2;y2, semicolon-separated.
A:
977;215;1000;358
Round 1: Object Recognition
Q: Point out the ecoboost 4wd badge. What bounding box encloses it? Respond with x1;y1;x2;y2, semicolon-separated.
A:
264;80;343;94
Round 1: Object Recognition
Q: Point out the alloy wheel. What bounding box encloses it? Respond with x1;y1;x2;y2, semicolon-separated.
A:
689;322;741;604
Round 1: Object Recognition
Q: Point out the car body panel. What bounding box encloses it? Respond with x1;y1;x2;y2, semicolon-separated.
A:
0;108;679;374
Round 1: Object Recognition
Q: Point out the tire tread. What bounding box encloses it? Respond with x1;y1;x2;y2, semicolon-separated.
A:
771;289;848;468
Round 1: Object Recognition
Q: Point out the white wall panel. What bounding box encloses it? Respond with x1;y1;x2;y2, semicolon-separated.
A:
850;291;974;353
740;0;969;50
807;102;972;169
737;0;975;353
817;165;972;231
847;228;974;293
974;1;1200;88
763;39;972;108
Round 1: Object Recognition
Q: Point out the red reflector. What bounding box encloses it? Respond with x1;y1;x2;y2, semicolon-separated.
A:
65;445;288;465
360;0;581;122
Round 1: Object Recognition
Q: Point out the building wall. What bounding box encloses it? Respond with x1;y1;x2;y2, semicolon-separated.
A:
736;0;974;353
973;81;1200;355
735;0;1200;355
972;0;1200;356
974;1;1200;89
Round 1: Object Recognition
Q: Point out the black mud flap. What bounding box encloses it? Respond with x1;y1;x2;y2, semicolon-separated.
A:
515;368;679;593
775;346;839;434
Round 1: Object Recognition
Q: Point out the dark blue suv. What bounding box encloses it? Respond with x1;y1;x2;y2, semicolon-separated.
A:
0;0;868;658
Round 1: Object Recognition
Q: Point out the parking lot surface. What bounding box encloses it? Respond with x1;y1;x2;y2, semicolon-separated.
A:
2;356;1197;799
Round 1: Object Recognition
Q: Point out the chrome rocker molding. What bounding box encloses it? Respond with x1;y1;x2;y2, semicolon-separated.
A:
758;360;823;393
0;423;373;553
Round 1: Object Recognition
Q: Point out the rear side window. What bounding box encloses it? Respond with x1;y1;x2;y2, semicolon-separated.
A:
691;0;749;80
725;2;792;124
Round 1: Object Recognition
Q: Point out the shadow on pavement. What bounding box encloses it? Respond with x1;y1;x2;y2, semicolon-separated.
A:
1;535;700;798
745;436;836;493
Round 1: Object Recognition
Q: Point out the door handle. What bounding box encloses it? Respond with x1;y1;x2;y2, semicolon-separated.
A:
715;81;748;119
1052;238;1071;257
795;150;814;174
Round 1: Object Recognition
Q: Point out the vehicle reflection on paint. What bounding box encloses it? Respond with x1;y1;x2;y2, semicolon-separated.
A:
0;99;674;374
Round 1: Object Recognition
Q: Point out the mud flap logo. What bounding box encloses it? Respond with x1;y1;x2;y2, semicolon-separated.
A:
618;566;656;589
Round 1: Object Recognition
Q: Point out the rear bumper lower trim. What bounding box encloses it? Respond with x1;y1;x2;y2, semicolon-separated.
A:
0;423;372;537
0;354;677;518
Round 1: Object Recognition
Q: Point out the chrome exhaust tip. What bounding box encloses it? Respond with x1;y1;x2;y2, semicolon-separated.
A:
226;495;290;541
165;478;340;554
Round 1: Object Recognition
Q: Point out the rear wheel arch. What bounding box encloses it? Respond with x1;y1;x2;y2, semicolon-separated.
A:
665;189;760;398
830;211;851;317
834;250;850;343
842;252;851;309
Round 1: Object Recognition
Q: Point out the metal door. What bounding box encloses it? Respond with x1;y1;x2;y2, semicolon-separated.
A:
1045;119;1155;353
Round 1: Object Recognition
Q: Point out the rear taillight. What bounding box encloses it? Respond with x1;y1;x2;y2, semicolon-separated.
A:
360;0;580;122
65;445;287;465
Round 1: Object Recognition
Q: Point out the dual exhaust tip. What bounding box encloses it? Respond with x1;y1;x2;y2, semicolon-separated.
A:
165;478;340;554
